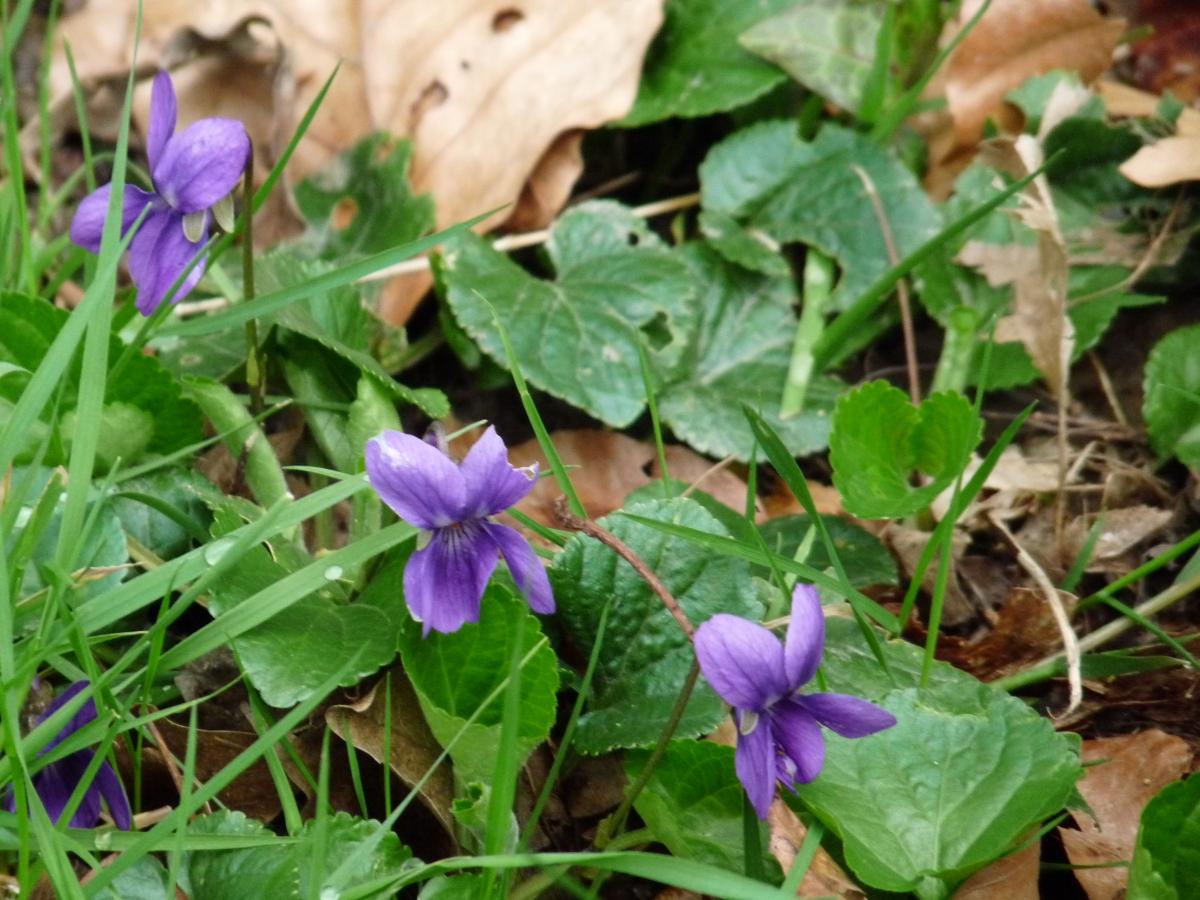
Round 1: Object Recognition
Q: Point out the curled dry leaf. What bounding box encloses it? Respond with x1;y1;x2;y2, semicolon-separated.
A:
48;0;663;264
1060;729;1193;900
325;667;457;846
767;798;865;899
1119;136;1200;187
944;0;1124;149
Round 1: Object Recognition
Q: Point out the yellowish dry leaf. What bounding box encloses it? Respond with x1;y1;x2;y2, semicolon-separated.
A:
951;839;1040;900
1120;135;1200;187
767;799;866;899
1097;79;1200;135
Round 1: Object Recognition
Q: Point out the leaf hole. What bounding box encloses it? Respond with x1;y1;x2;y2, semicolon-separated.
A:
627;231;640;246
492;8;524;31
639;311;672;351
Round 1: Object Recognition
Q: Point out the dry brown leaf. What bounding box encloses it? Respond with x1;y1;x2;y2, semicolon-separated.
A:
951;839;1040;900
956;241;1039;288
886;524;976;626
49;0;663;282
767;799;865;899
508;429;759;527
1097;79;1200;135
944;0;1124;149
1060;730;1193;900
986;135;1074;398
1129;0;1200;104
1062;505;1173;576
325;668;457;845
1120;135;1200;187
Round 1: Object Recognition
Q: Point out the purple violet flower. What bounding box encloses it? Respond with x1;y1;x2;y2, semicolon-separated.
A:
2;682;131;830
694;585;897;819
69;71;250;315
365;425;554;635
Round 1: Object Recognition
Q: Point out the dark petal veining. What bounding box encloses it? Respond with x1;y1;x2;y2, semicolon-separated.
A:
127;207;207;315
403;520;498;635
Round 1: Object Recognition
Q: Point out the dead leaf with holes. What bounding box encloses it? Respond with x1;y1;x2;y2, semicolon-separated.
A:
46;0;664;319
1060;730;1193;900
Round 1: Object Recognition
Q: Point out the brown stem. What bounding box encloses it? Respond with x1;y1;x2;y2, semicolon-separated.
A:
550;495;694;640
852;164;920;407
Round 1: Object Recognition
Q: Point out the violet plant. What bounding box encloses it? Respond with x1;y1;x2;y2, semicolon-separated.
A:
69;71;249;314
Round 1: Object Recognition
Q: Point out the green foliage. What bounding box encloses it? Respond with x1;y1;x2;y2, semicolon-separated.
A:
550;498;763;754
622;0;792;126
1127;774;1200;900
658;244;840;459
829;381;982;519
0;292;203;469
204;500;404;707
740;0;888;115
802;618;1084;897
438;200;697;427
293;133;434;262
756;514;897;587
625;740;781;880
111;469;215;561
398;583;559;785
1145;323;1200;470
700;122;942;312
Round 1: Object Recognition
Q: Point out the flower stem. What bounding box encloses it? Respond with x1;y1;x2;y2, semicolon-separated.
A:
550;496;694;639
241;147;265;415
594;660;701;849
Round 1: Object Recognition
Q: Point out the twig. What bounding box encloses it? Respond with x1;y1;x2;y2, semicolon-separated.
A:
851;165;920;406
990;513;1082;715
550;495;695;639
1087;351;1129;428
679;454;737;501
171;191;704;316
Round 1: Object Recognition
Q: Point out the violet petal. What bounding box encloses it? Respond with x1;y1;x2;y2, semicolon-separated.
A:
694;614;788;712
69;184;157;254
483;521;554;613
734;713;776;820
366;431;467;529
770;699;826;785
458;427;539;518
403;521;497;635
784;584;825;690
154;117;249;214
146;71;177;171
128;207;206;314
38;682;96;755
93;760;132;830
799;692;897;739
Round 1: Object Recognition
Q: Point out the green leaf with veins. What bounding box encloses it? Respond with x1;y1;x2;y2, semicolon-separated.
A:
621;0;792;127
803;618;1084;897
700;122;942;312
829;381;981;520
203;497;402;708
111;469;215;561
1145;323;1200;471
756;514;897;587
177;810;410;900
260;251;448;418
398;583;559;786
550;498;763;754
0;291;203;469
740;0;888;115
1127;771;1200;900
293;132;434;262
658;244;841;460
698;209;791;278
626;739;782;880
437;200;698;428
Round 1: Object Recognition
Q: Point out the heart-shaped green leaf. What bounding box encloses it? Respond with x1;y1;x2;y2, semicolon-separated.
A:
829;380;982;519
1145;323;1200;471
1127;772;1200;900
437;200;698;428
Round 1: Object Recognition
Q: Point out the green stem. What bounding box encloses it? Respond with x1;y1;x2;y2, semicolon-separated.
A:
780;250;834;419
242;149;265;415
930;306;979;395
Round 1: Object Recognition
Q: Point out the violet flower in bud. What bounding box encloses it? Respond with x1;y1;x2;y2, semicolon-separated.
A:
69;70;250;315
2;682;131;830
695;585;897;819
366;425;554;635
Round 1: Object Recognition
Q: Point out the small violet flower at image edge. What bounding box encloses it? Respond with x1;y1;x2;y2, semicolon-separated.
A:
2;681;132;829
365;425;554;636
69;70;250;315
694;584;897;819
